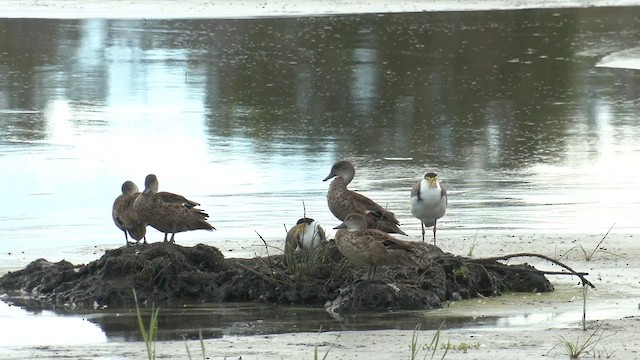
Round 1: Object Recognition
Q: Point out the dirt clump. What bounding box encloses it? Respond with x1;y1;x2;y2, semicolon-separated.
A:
0;241;554;315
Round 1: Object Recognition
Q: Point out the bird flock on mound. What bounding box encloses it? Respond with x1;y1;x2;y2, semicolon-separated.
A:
112;161;447;279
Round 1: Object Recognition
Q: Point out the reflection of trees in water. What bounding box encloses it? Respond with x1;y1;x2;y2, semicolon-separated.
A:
2;8;639;165
0;19;110;141
0;20;64;140
197;8;636;169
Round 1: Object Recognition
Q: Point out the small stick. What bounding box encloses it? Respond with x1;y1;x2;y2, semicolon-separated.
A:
586;222;616;260
255;231;275;277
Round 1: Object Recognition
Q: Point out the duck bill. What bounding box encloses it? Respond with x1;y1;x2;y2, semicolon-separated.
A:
333;223;347;230
322;173;335;182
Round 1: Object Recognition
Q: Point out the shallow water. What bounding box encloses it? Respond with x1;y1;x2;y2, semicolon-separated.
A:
1;285;636;345
2;5;640;345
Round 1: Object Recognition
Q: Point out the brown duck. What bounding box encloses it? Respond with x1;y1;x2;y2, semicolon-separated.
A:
134;174;215;243
323;160;407;235
334;213;419;280
112;180;147;246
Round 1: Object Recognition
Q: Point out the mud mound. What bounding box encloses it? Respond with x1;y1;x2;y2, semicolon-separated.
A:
0;241;554;315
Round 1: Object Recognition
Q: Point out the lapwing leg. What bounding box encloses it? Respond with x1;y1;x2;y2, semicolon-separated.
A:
124;231;129;247
163;233;168;242
433;220;437;246
143;236;147;245
421;222;426;242
170;233;176;243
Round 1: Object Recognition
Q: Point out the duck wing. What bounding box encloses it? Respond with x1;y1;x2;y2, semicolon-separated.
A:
359;229;415;251
349;190;400;224
157;191;201;208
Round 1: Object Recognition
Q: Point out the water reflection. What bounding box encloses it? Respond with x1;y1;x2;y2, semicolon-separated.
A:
2;294;635;343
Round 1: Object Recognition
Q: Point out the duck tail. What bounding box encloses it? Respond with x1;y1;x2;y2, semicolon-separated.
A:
193;218;215;231
377;222;408;236
187;208;215;230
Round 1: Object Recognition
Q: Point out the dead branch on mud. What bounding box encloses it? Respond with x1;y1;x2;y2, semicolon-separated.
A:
471;252;595;289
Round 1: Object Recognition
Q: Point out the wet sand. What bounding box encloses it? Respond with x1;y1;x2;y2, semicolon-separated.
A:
2;0;640;359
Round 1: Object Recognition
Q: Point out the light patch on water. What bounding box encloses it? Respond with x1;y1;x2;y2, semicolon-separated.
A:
596;47;640;70
0;300;106;346
430;287;640;331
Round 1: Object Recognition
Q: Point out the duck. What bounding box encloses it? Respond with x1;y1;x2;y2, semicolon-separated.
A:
133;174;215;243
323;160;407;236
284;217;326;257
410;172;447;245
112;181;147;246
334;213;419;280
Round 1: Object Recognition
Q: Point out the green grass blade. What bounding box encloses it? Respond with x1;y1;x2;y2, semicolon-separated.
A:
132;289;159;360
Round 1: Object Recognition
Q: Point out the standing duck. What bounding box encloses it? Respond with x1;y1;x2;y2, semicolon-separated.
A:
334;213;419;280
284;217;327;257
134;174;215;243
410;172;447;244
323;160;407;235
112;180;147;246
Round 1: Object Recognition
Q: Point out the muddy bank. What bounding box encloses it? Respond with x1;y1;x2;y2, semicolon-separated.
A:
0;241;553;315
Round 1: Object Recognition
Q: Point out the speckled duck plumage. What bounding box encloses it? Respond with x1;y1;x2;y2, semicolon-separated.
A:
134;174;215;243
323;160;407;236
334;213;419;279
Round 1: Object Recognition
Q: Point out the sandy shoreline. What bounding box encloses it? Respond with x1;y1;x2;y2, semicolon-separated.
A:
2;0;640;19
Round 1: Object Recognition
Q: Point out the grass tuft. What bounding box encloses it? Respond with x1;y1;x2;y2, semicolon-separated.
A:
558;223;619;261
133;289;160;360
550;322;616;359
314;325;340;360
409;322;452;360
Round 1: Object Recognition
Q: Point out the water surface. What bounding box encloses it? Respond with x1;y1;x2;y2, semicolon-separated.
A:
1;5;640;344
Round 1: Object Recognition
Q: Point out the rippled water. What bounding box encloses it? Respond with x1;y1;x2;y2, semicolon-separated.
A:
2;5;640;345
